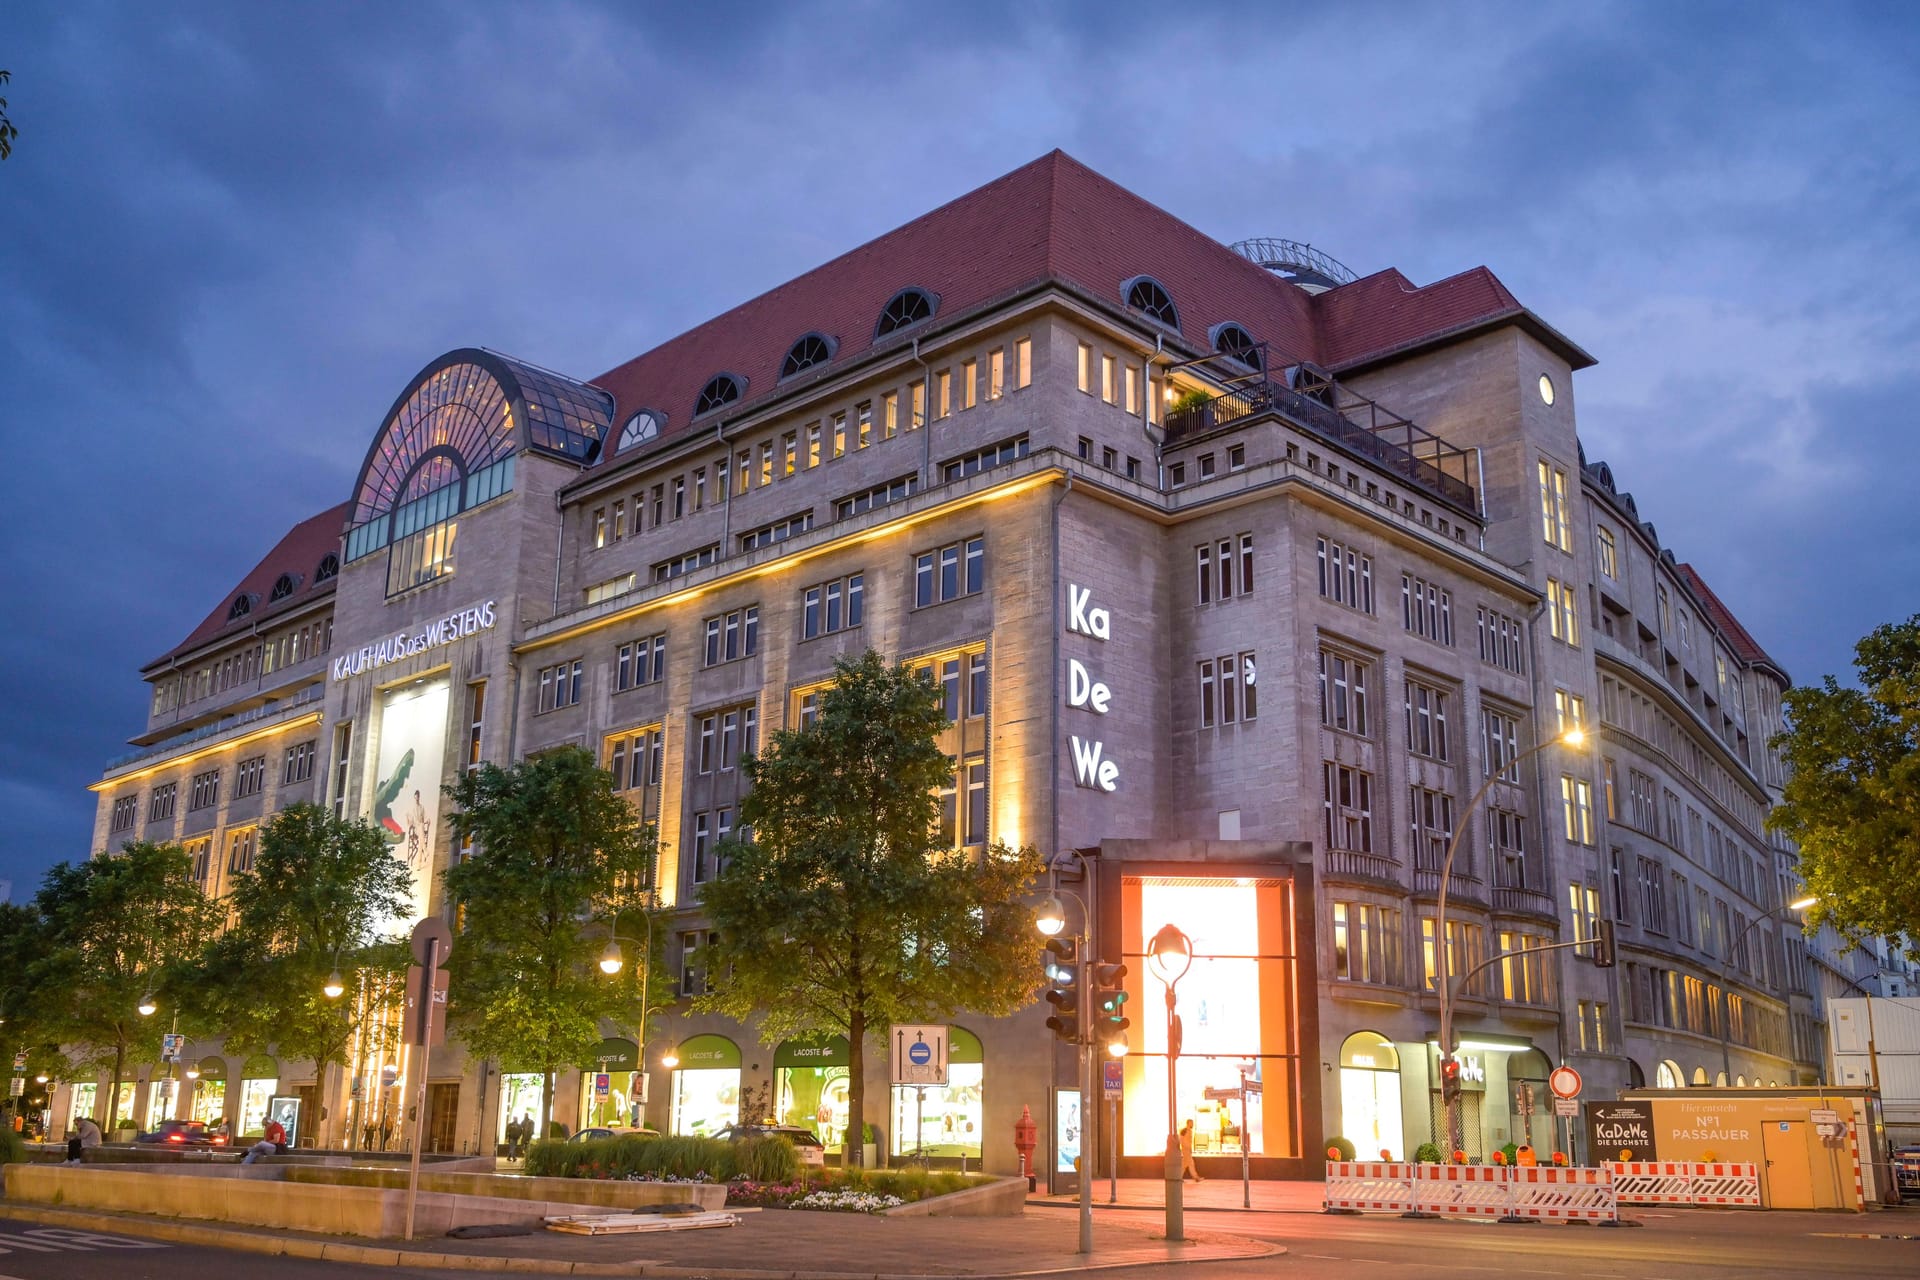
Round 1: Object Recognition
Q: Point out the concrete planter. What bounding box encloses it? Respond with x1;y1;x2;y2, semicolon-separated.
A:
882;1176;1026;1218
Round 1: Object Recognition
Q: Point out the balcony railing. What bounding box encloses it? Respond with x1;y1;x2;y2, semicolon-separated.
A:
1164;373;1478;512
106;683;325;773
1492;885;1559;917
1415;867;1486;902
1324;848;1402;883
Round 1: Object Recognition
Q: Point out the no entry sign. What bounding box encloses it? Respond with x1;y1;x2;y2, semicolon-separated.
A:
1549;1065;1583;1100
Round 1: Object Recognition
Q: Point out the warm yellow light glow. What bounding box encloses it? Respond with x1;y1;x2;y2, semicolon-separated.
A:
185;1066;200;1080
92;710;325;790
323;971;346;999
1034;893;1067;937
137;994;158;1017
599;938;625;975
1107;1035;1128;1059
1789;895;1817;911
660;1046;680;1069
35;1072;49;1084
1562;727;1585;748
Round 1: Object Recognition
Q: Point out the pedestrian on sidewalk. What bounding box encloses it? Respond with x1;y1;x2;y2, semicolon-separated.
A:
1180;1119;1203;1182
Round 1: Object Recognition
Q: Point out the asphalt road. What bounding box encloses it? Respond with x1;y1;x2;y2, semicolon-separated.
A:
0;1219;446;1280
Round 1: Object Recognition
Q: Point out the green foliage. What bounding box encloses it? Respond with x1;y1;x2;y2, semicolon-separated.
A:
734;1134;801;1183
0;71;16;161
0;1127;27;1165
696;651;1045;1163
30;842;223;1121
1170;388;1212;415
1325;1135;1356;1161
195;804;412;1143
523;1133;735;1180
445;747;658;1129
830;1167;973;1201
1499;1141;1519;1166
1768;614;1920;950
1413;1142;1444;1164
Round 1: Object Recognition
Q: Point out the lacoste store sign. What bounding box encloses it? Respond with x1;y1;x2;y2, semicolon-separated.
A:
1064;583;1119;792
332;600;497;680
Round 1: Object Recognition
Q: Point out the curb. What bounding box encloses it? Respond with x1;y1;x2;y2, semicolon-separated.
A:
0;1203;1283;1277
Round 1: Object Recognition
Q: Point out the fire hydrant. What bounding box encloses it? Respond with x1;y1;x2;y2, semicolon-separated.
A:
1014;1105;1038;1190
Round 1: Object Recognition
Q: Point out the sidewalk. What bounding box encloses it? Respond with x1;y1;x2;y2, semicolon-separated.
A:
0;1198;1282;1277
1030;1177;1329;1214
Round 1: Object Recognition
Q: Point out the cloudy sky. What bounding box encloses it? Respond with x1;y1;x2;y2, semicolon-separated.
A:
2;1;1916;897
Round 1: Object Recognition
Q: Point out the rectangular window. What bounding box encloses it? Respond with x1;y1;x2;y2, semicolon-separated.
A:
611;498;627;539
910;380;926;429
1476;606;1528;675
942;434;1030;483
1546;578;1581;646
280;742;316;786
653;544;719;582
1639;857;1668;934
694;470;707;511
989;349;1007;402
1322;763;1375;852
857;402;873;448
1597;525;1618;579
605;726;665;821
1410;786;1454;870
385;514;458;597
679;929;717;995
1101;354;1116;404
1539;460;1572;551
801;572;865;639
1315;536;1374;613
1482;707;1521;779
738;510;815;553
1404;679;1451;761
1123;365;1139;414
881;392;898;440
1197;651;1258;727
536;659;584;713
331;722;354;817
781;432;798;477
703;605;760;666
673;476;687;517
1400;572;1454;645
189;768;221;812
1016;337;1032;389
147;784;177;824
615;633;667;692
734;451;750;496
1194;532;1254;603
1554;689;1587;735
1317;649;1370;735
835;472;920;520
960;361;977;410
232;755;266;799
111;795;138;832
1561;775;1595;846
914;536;985;607
226;826;256;875
1331;902;1401;984
936;370;951;418
1077;343;1093;393
757;441;774;487
593;507;607;548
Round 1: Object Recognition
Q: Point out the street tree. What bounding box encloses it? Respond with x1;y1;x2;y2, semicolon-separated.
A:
1770;612;1920;950
32;843;222;1128
0;71;17;161
696;651;1044;1163
445;746;656;1134
196;803;414;1147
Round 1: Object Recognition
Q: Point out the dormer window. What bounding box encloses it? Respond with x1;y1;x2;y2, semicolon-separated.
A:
1123;276;1179;328
779;333;836;380
314;553;339;583
694;375;744;417
875;287;936;338
618;409;663;451
1211;322;1262;372
228;594;253;621
268;573;298;602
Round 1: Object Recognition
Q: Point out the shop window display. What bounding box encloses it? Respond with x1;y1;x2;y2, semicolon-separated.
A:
192;1079;228;1126
889;1026;985;1159
775;1035;850;1152
238;1077;277;1135
671;1034;742;1137
1338;1032;1403;1160
499;1072;544;1145
68;1082;97;1132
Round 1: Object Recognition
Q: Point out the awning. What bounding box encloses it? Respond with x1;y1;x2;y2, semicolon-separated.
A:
240;1054;278;1079
195;1056;228;1080
774;1035;850;1069
950;1026;984;1065
674;1034;740;1070
585;1037;639;1071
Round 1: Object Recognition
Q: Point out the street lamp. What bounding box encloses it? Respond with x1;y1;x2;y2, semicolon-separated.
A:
1435;725;1585;1152
323;970;346;1000
596;905;661;1129
598;937;625;976
1034;893;1068;937
137;994;158;1018
1147;922;1193;1244
660;1045;679;1070
1719;895;1817;1082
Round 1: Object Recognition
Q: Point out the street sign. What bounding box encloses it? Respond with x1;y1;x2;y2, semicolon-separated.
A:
1554;1097;1579;1117
7;1077;22;1097
1102;1059;1123;1101
1809;1108;1839;1125
1203;1085;1242;1102
403;965;450;1046
1548;1065;1583;1100
1585;1101;1656;1161
411;917;454;967
594;1073;610;1099
160;1032;185;1063
11;1051;25;1070
891;1024;948;1086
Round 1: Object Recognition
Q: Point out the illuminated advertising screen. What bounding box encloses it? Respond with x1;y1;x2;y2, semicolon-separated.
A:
371;679;450;930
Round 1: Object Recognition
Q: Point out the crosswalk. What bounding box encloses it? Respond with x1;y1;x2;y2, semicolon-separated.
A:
0;1226;167;1255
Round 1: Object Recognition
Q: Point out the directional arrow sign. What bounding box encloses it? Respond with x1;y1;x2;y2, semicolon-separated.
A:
891;1024;948;1086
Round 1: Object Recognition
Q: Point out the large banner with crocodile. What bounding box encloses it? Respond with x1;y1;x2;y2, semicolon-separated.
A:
372;678;449;931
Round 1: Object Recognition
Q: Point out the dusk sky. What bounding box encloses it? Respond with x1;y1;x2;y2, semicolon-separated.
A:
2;2;1916;899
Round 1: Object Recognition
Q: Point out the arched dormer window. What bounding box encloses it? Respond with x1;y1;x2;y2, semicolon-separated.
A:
694;374;744;417
268;573;298;602
1123;276;1180;328
875;287;936;338
1210;322;1263;372
228;594;253;622
618;409;663;452
779;333;836;380
314;553;339;583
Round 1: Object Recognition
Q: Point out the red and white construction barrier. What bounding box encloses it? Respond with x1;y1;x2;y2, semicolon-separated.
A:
1323;1161;1416;1213
1414;1163;1516;1219
1506;1164;1618;1221
1609;1161;1759;1208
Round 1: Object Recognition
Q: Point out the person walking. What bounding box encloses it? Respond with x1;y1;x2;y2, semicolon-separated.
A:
1179;1118;1204;1182
504;1114;522;1159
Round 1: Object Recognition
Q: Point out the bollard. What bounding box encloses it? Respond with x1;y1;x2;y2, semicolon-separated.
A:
1013;1105;1037;1192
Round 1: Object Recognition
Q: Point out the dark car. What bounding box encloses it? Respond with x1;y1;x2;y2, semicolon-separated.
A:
713;1123;827;1166
1894;1144;1920;1199
135;1119;223;1147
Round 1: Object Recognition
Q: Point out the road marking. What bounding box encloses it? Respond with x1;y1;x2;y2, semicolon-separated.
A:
0;1229;168;1253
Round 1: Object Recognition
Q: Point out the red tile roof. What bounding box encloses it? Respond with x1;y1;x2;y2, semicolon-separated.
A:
590;150;1586;465
146;501;350;670
1676;562;1782;676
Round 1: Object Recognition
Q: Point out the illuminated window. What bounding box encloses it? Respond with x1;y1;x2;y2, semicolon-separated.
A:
1538;460;1572;551
1546;579;1581;646
988;348;1005;400
1561;776;1595;846
1554;689;1587;735
961;360;977;410
1077;343;1093;394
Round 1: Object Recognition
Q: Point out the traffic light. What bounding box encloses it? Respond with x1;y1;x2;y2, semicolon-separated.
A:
1440;1053;1462;1104
1091;962;1130;1039
1592;919;1616;968
1043;938;1081;1043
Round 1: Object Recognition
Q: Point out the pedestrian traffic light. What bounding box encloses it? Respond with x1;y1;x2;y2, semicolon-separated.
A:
1440;1053;1462;1104
1043;938;1081;1043
1592;919;1616;968
1091;962;1130;1036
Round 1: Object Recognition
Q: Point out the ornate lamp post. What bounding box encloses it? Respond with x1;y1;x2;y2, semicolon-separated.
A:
1147;923;1192;1243
597;903;662;1129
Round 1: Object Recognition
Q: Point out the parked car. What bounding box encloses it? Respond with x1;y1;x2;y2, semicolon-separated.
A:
712;1123;827;1167
567;1125;660;1143
1893;1144;1920;1200
135;1119;224;1147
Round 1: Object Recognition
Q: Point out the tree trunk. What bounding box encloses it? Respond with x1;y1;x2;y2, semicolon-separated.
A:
106;1039;127;1135
541;1070;555;1142
848;1005;865;1168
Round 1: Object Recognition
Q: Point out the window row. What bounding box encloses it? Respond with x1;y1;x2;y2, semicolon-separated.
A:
1166;443;1246;488
1476;606;1526;675
1196;533;1254;605
1197;652;1258;728
1401;573;1453;645
1316;536;1373;613
1076;436;1143;481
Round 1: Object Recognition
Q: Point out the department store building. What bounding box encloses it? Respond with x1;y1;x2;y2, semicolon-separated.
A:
76;152;1819;1176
